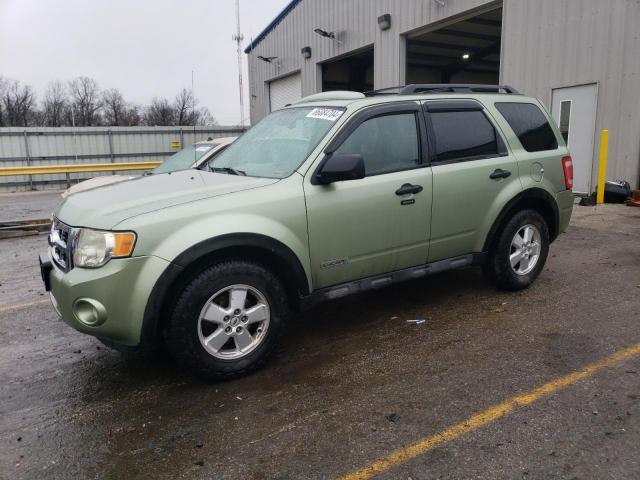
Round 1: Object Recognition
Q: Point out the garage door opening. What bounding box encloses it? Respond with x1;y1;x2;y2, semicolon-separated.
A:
321;47;374;93
269;72;302;112
406;8;502;85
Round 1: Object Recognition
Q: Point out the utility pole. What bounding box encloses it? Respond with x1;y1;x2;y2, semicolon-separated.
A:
233;0;245;127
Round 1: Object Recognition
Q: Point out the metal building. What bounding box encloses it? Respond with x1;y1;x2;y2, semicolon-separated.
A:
245;0;640;193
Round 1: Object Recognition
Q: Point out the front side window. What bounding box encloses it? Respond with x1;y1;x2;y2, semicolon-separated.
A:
495;102;558;152
334;113;420;176
430;110;502;162
207;107;343;178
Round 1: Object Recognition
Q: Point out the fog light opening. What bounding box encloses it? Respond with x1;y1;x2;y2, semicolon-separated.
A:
73;298;107;326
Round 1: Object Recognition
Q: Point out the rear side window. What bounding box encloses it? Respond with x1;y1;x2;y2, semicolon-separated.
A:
495;102;558;152
430;110;503;162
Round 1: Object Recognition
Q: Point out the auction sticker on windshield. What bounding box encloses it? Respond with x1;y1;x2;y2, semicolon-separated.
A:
306;108;343;122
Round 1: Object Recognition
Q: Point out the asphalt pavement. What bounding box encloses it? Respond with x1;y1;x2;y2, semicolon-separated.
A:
0;190;63;223
1;204;639;479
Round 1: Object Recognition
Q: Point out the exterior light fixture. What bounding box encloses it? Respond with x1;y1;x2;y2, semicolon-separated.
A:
461;53;470;60
301;46;312;59
314;28;335;39
378;14;391;31
257;55;278;63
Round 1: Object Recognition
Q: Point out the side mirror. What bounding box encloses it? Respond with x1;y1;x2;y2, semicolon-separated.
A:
314;153;365;185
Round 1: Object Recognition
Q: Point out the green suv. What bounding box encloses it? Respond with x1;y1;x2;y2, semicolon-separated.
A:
40;84;574;380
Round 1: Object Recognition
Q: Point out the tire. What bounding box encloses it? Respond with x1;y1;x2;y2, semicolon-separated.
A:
164;259;289;380
483;209;550;291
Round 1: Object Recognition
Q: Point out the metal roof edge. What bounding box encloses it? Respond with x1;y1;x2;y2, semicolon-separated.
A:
244;0;303;54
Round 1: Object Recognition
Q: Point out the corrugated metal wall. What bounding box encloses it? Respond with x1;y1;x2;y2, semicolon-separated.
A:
248;0;640;188
0;126;246;191
247;0;499;121
501;0;640;188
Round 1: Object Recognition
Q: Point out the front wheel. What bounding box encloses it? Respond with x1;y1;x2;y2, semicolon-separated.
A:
164;260;288;380
484;209;550;291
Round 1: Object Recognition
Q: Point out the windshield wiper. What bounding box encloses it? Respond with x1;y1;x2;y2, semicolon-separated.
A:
208;166;246;176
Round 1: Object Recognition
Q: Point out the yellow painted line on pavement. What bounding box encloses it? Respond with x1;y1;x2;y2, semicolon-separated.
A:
0;298;50;314
339;341;640;480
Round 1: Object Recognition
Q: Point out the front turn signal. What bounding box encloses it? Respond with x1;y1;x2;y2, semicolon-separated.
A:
113;232;137;257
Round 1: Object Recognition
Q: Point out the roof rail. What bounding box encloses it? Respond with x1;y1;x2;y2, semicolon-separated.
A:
399;84;520;95
363;86;404;97
294;91;365;104
364;84;520;96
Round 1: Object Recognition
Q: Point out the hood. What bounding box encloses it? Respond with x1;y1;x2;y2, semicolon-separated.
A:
55;170;277;229
61;175;135;198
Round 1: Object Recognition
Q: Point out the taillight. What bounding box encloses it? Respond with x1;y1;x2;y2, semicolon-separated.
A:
561;156;573;190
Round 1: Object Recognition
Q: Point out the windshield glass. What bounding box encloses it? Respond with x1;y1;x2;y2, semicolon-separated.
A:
206;107;343;178
152;144;215;174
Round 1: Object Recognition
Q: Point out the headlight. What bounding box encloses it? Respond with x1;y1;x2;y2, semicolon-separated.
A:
73;229;136;268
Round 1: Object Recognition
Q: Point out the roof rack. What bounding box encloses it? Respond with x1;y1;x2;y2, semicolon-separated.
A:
293;91;365;104
364;84;520;96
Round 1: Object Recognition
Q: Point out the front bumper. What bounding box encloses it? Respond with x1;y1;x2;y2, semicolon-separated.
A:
42;253;171;347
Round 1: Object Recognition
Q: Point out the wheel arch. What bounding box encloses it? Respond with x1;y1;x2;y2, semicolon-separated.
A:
141;233;310;344
483;188;560;254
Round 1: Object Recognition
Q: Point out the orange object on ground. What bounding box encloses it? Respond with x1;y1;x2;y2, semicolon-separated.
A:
626;190;640;206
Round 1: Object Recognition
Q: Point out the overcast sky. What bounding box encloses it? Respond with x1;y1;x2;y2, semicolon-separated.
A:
0;0;289;125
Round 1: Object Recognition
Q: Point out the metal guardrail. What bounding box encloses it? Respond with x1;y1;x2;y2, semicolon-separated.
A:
0;219;52;239
0;125;247;190
0;162;161;176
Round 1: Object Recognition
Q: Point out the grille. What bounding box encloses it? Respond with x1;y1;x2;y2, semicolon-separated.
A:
49;218;76;272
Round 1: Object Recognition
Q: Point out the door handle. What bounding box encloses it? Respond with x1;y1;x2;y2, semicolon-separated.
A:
489;168;512;180
395;183;423;195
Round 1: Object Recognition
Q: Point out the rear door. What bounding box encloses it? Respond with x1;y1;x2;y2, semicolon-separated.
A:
424;100;522;262
304;102;432;289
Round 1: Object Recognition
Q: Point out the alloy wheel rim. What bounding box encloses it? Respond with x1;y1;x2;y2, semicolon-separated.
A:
509;224;542;275
197;284;270;360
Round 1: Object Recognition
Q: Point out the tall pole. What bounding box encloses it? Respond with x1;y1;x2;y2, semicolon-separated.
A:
233;0;245;126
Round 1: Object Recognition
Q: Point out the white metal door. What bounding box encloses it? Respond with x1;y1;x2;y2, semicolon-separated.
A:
269;73;302;112
551;83;598;194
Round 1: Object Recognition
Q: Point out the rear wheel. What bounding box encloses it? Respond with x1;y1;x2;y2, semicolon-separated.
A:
484;209;549;291
164;260;288;380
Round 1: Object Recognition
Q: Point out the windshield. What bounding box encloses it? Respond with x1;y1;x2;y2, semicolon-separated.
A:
152;144;215;174
206;107;343;178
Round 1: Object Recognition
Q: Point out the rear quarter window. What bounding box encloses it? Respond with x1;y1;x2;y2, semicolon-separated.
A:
495;102;558;152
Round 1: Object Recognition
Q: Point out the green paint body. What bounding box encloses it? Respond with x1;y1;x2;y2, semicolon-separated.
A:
49;93;573;347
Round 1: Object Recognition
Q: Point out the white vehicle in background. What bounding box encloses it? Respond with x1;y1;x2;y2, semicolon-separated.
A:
62;137;237;197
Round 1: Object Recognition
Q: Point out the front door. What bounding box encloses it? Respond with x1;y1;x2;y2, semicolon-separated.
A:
304;103;432;289
551;84;598;194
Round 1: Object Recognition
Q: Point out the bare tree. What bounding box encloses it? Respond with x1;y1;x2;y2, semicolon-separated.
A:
125;104;142;126
42;81;68;127
0;78;218;127
2;80;37;126
68;76;102;126
173;88;197;126
102;88;140;126
143;97;174;126
0;76;7;126
197;106;217;126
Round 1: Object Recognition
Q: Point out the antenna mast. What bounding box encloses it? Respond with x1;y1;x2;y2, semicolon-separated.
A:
233;0;245;126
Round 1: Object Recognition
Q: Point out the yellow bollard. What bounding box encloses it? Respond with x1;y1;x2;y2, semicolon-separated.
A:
596;130;609;205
